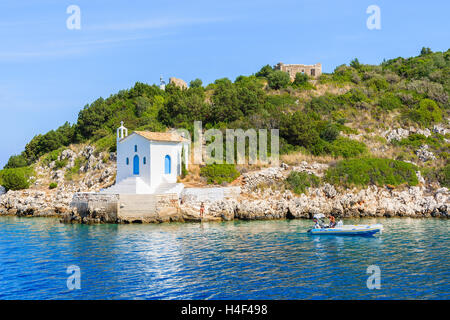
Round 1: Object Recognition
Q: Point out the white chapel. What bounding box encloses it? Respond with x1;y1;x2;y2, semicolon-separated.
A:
102;122;190;195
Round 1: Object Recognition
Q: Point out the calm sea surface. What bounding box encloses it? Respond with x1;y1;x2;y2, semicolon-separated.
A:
0;216;448;300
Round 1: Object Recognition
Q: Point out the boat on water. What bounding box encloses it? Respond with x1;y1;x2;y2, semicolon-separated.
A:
308;214;383;236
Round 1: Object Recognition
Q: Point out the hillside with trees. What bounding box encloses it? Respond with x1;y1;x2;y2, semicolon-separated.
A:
1;47;449;191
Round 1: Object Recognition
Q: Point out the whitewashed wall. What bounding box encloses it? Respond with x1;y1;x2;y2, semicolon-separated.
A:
116;133;190;193
116;134;151;184
149;141;181;187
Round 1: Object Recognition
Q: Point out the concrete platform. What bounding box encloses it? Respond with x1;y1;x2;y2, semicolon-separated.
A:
101;177;184;197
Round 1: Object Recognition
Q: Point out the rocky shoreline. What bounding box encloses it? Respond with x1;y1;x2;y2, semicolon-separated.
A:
178;165;449;221
1;162;448;223
178;184;449;221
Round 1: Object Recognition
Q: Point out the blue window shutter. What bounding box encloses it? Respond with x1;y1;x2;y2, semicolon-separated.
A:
126;158;129;165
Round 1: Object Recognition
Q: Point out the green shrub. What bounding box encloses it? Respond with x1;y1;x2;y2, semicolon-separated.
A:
200;163;240;184
307;94;340;114
336;124;358;134
344;88;369;104
327;137;367;158
422;165;450;187
378;93;403;110
437;164;450;188
189;78;203;88
286;171;321;194
255;64;274;78
0;167;34;191
331;65;354;83
292;73;315;90
320;123;340;142
408;99;443;126
393;133;444;149
293;72;308;85
325;158;418;188
267;70;291;89
280;111;322;149
367;75;389;91
49;182;58;189
54;158;68;170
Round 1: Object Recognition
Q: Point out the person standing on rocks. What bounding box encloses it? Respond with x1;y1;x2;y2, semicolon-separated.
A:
200;202;205;219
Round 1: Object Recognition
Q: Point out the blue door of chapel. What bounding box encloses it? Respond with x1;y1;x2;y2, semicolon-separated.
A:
133;155;139;175
164;155;171;174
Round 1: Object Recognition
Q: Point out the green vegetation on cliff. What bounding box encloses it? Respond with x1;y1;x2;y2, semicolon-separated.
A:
325;158;418;188
0;167;34;191
437;164;450;188
286;171;321;194
200;163;240;185
3;48;449;190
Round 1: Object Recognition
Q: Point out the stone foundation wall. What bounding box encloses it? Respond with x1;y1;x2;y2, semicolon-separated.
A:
69;193;119;223
66;192;181;224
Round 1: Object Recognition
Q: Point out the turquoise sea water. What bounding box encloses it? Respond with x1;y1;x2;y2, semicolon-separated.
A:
0;216;448;300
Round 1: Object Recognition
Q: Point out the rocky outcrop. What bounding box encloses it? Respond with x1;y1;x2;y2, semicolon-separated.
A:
0;189;72;217
415;145;436;162
241;162;328;193
0;145;116;217
242;166;286;192
382;127;434;142
383;128;410;142
433;124;448;135
37;146;116;192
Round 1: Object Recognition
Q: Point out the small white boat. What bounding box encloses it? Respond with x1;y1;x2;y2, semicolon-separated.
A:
308;214;383;236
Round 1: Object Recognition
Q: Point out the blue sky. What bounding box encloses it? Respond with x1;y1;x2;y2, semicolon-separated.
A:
0;0;448;167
